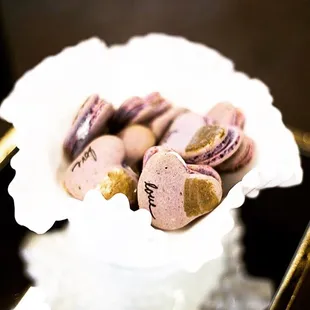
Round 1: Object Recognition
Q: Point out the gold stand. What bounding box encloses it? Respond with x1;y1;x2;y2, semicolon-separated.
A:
269;224;310;310
0;127;16;169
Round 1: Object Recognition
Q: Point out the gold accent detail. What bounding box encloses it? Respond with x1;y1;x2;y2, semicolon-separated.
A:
99;167;137;204
185;125;225;153
0;127;17;169
269;224;310;309
183;178;219;217
289;126;310;156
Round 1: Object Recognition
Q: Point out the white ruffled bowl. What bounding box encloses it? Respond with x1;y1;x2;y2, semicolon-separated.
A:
0;33;302;310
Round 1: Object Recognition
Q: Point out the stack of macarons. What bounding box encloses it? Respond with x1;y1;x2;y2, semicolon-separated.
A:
63;93;254;230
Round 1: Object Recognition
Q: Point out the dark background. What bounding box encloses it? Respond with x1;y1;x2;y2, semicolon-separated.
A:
0;1;309;309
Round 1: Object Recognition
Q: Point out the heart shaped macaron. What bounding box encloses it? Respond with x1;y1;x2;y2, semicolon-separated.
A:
205;102;245;129
142;145;173;168
183;125;243;167
138;150;222;230
111;92;171;132
64;135;138;204
159;111;206;155
63;94;115;160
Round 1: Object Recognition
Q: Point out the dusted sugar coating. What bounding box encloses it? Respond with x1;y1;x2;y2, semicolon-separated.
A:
184;125;244;167
64;135;138;204
150;106;188;139
218;136;255;172
138;151;222;230
63;94;115;160
205;102;245;129
118;125;156;165
160;112;206;156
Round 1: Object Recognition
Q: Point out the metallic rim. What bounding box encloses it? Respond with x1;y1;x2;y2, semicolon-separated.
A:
269;223;310;309
289;126;310;157
0;126;16;169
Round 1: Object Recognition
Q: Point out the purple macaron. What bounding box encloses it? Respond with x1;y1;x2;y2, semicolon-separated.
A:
111;92;171;132
64;135;138;205
138;150;222;230
183;125;244;167
159;111;206;155
205;102;245;129
217;135;255;172
63;94;115;160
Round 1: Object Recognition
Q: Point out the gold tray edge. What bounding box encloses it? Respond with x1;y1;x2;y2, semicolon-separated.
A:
269;223;310;309
0;126;16;169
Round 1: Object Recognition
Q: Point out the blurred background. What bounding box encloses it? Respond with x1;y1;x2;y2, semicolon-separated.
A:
0;1;309;309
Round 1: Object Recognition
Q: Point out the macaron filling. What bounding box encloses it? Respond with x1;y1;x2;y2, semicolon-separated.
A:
68;97;110;158
113;99;145;129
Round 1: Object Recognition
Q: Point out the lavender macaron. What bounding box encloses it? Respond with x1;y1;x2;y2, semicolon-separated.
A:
159;111;206;155
63;94;115;160
217;136;255;172
150;106;188;140
205;102;245;129
138;150;222;230
111;92;171;132
64;135;138;205
183;125;244;167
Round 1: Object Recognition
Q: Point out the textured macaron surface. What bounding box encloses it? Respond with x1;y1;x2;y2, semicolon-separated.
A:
138;151;222;230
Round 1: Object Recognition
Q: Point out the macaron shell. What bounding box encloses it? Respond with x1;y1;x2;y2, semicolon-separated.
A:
206;102;245;129
138;151;222;230
142;145;173;168
131;92;171;124
118;125;156;165
206;102;236;126
186;164;222;185
160;112;206;155
64;135;126;200
110;96;145;132
235;109;245;129
217;136;254;172
150;107;188;139
63;94;114;159
71;103;115;159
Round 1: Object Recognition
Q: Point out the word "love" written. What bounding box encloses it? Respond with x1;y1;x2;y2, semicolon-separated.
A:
72;146;97;172
144;181;158;219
